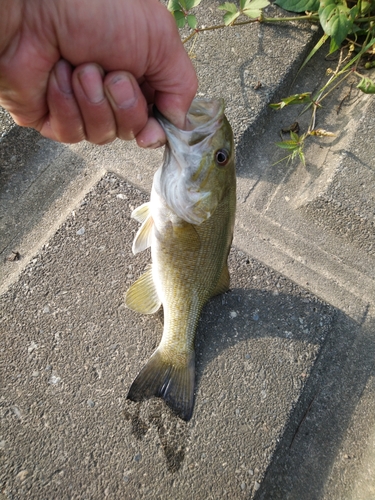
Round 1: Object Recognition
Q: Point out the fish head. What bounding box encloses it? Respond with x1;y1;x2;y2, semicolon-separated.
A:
154;98;235;225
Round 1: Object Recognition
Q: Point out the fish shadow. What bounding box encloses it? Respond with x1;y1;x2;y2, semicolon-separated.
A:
194;249;374;498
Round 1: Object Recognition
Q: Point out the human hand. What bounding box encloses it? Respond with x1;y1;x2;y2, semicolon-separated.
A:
0;0;197;147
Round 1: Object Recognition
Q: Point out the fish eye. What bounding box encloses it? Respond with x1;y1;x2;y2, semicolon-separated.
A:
215;149;229;166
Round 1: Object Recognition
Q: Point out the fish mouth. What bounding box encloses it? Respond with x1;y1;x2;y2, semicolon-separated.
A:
154;99;225;224
154;99;224;146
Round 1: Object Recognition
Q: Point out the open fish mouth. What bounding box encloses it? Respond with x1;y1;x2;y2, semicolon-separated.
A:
154;99;225;224
154;99;225;146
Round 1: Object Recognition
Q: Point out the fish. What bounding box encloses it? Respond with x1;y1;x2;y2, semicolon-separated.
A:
125;98;236;421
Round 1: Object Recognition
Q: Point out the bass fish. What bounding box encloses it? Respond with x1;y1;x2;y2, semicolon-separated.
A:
125;98;236;421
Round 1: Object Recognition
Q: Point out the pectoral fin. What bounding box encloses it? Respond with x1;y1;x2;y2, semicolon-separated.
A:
211;263;230;297
125;267;161;314
132;215;154;254
131;202;151;223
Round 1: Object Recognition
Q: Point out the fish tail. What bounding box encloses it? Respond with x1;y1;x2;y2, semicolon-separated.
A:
127;349;195;421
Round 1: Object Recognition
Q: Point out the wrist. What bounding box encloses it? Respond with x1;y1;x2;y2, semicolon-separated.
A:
0;0;24;54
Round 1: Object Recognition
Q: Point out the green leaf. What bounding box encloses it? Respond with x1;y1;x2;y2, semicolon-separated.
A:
298;34;329;73
319;0;353;53
187;14;197;29
275;140;300;150
270;92;312;109
357;76;375;94
185;0;202;10
242;0;269;18
274;0;319;12
167;0;181;12
290;131;299;142
174;10;186;28
218;2;241;25
298;148;306;166
218;2;238;13
179;0;186;9
360;0;373;15
242;0;269;10
223;10;240;24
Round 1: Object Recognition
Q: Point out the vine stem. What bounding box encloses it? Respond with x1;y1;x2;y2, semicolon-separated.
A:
182;13;375;44
182;14;320;44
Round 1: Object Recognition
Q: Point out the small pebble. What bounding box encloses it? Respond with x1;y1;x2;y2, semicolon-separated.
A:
11;406;22;419
87;399;95;408
28;341;38;353
16;470;29;482
134;453;142;463
49;374;61;385
76;227;85;236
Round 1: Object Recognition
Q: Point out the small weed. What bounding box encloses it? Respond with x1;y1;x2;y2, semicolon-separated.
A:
168;0;375;165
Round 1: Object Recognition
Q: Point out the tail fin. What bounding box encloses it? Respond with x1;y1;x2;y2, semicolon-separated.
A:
127;349;195;421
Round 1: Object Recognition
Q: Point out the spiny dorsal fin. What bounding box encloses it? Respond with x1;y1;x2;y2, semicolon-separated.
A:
132;215;154;254
211;263;230;297
127;348;195;421
124;267;161;314
131;202;151;223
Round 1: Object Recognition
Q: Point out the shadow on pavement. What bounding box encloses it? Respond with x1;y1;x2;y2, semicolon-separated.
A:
2;174;374;498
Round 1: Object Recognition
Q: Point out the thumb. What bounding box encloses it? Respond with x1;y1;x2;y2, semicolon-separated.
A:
145;11;198;130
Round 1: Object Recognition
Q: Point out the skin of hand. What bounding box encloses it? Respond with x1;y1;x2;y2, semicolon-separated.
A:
0;0;198;147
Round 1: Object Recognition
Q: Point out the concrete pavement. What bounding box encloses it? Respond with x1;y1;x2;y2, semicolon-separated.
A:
1;3;375;499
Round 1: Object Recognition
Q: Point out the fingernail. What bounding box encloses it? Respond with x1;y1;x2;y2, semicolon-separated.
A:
146;141;163;149
55;60;73;94
77;65;104;104
106;74;136;109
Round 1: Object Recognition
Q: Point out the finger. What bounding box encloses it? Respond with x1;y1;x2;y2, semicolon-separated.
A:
152;65;198;131
39;59;86;143
104;71;148;141
72;63;117;145
139;80;155;105
146;10;198;130
136;116;166;149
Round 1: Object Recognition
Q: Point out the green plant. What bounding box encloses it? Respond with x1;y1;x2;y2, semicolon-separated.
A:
168;0;375;164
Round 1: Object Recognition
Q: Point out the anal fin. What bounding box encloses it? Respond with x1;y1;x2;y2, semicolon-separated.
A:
125;267;161;314
127;348;195;421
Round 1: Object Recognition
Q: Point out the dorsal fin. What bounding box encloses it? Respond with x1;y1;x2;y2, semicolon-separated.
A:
124;266;161;314
132;215;154;254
